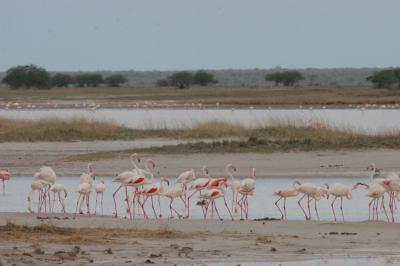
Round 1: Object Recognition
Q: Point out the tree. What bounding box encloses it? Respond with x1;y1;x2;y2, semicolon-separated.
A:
193;70;217;86
367;69;398;88
51;73;74;87
265;70;304;86
74;73;104;87
167;71;193;89
2;65;51;89
104;74;128;87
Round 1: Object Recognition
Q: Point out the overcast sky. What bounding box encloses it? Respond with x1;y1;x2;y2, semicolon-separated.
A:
0;0;399;71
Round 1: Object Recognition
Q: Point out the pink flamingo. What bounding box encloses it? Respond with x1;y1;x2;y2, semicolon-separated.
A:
200;182;233;220
186;165;212;218
50;183;68;213
379;178;400;222
0;168;11;195
94;178;106;215
75;164;95;216
33;166;57;212
162;182;186;219
237;168;256;219
225;164;240;214
326;182;364;221
175;168;196;207
359;182;389;221
27;179;49;213
293;180;323;220
140;177;170;218
273;186;299;220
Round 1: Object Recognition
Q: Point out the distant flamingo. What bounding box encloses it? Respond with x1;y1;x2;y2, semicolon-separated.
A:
326;182;364;221
50;183;68;213
237;168;256;219
27;179;49;213
225;164;240;214
273;186;299;220
293;180;322;220
0;168;11;195
359;182;389;221
141;177;170;218
75;164;95;216
162;182;186;219
94;178;106;215
186;165;212;218
200;182;233;220
33;166;57;212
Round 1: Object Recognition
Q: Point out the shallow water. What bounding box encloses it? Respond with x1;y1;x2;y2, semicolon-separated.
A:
0;176;391;222
1;108;400;134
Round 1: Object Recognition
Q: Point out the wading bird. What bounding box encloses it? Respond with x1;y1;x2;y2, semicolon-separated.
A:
50;183;68;213
0;168;11;195
326;182;363;221
273;186;299;220
94;178;106;215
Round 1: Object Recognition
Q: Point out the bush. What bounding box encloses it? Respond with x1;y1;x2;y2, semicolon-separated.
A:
265;70;304;86
104;74;128;87
51;73;74;87
74;73;104;87
193;70;217;86
367;69;400;88
2;65;51;89
166;71;193;89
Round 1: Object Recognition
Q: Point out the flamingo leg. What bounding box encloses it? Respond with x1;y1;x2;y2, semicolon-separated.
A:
75;194;82;216
275;197;284;219
150;196;158;219
2;179;4;195
368;198;373;220
94;193;98;215
283;198;288;220
112;184;122;218
58;192;66;213
223;196;234;220
314;199;320;221
170;198;182;218
330;196;338;221
101;193;104;216
158;195;162;218
381;196;389;222
140;195;149;219
307;195;311;220
186;189;199;218
340;197;345;221
213;200;222;220
297;194;308;220
374;198;379;220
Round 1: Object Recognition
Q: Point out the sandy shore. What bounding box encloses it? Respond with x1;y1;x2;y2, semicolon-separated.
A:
0;140;399;177
0;212;399;265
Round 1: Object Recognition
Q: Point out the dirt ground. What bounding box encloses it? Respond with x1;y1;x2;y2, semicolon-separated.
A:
0;212;399;265
1;140;399;178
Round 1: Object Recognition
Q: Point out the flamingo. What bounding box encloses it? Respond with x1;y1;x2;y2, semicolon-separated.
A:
293;180;322;220
237;168;256;219
379;178;400;222
94;178;106;215
359;182;389;221
33;166;57;212
27;179;50;213
273;186;299;220
200;182;233;221
140;177;170;218
325;182;363;221
50;184;68;213
162;182;186;219
225;164;240;214
186;165;212;218
75;164;95;216
175;168;196;208
0;168;11;195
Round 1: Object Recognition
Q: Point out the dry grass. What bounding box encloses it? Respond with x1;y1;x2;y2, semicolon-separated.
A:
2;86;400;106
0;222;186;244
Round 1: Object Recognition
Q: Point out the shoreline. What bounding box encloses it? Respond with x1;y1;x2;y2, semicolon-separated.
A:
0;212;399;265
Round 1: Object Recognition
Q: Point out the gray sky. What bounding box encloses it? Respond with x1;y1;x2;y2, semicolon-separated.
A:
0;0;399;71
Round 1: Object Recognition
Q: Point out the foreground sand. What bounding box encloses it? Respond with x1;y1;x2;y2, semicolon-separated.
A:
1;140;400;177
0;212;399;265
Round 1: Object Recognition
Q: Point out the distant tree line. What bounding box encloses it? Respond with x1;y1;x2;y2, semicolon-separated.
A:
264;71;304;86
157;70;217;89
1;65;128;89
367;68;400;89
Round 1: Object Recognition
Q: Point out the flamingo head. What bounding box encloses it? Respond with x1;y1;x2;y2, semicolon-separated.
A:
202;165;209;175
131;153;141;163
226;163;237;172
161;177;170;186
147;159;156;169
100;178;105;184
252;168;256;178
383;179;391;186
366;163;377;171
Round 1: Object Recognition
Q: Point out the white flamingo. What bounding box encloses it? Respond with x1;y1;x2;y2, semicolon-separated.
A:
94;178;106;215
33;166;57;212
273;186;299;220
237;168;256;219
27;179;50;213
186;165;212;218
0;168;11;195
50;183;68;213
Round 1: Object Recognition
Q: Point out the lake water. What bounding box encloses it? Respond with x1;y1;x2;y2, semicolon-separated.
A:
0;108;399;134
0;176;387;222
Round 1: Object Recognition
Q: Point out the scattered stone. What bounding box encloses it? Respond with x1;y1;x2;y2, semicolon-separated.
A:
22;252;32;257
145;259;155;264
329;232;339;235
105;248;113;254
341;232;357;235
169;244;179;249
149;254;162;258
178;247;193;257
253;217;280;221
297;248;306;253
33;247;45;255
270;247;277;252
13;247;18;250
53;246;80;260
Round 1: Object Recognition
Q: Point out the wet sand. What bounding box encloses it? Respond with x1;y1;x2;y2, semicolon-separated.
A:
0;140;399;177
0;212;399;265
